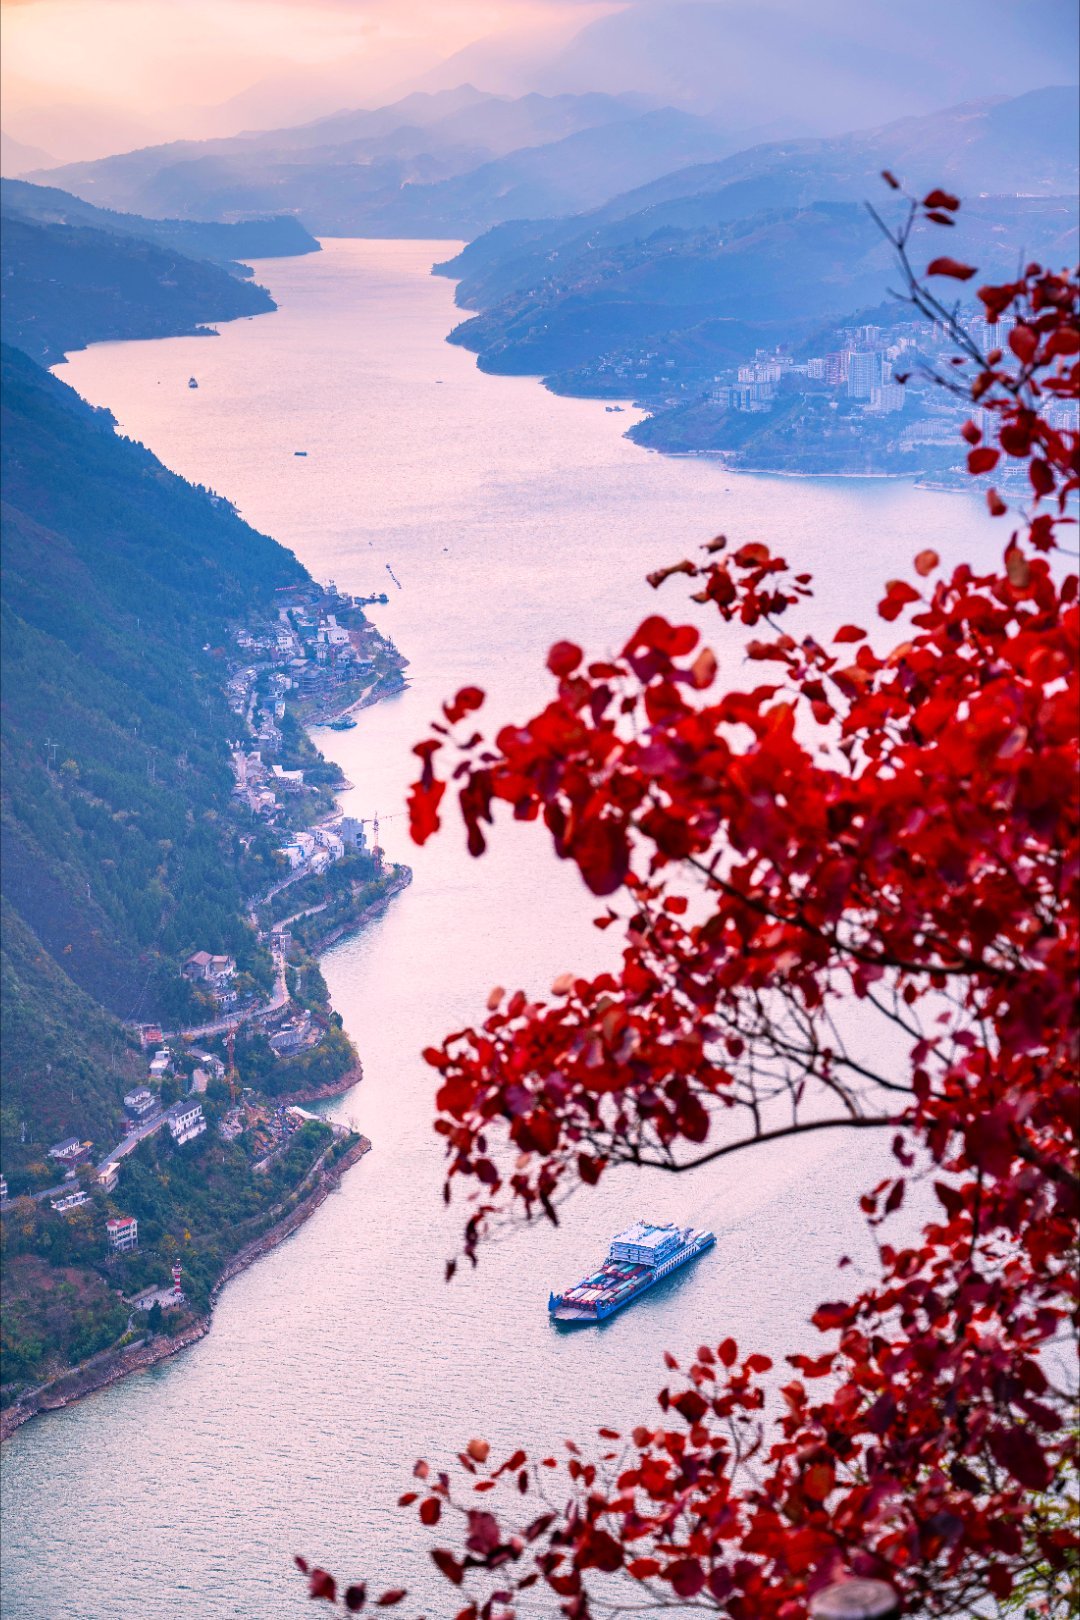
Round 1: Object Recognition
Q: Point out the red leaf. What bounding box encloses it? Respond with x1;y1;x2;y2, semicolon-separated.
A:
913;549;939;576
668;1558;706;1598
833;625;867;643
443;686;485;725
927;257;977;280
407;777;446;846
420;1498;442;1526
547;641;583;678
988;1426;1051;1490
674;1388;708;1424
1008;325;1038;364
718;1337;738;1367
986;488;1008;517
344;1585;367;1612
432;1550;465;1586
308;1570;336;1602
376;1591;407;1607
923;188;960;210
1029;459;1054;497
465;1511;501;1556
967;447;999;475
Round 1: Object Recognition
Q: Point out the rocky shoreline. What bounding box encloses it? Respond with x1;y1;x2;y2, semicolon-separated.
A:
276;1061;365;1106
1;1134;370;1442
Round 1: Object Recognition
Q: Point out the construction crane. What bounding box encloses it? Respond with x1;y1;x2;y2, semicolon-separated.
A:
225;1028;240;1105
356;811;404;872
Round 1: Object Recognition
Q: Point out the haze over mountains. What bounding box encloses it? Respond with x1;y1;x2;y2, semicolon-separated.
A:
33;87;746;237
442;87;1080;311
0;179;317;365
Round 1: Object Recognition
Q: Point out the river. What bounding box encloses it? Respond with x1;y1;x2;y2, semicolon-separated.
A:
2;240;997;1618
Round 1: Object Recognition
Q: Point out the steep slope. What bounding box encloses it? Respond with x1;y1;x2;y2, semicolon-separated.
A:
0;210;275;365
440;88;1080;311
0;178;319;272
0;344;305;1119
446;195;1077;380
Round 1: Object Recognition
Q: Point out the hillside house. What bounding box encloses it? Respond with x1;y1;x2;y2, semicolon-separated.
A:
48;1137;92;1169
98;1162;120;1194
51;1188;90;1214
106;1215;139;1253
164;1100;206;1146
123;1087;156;1119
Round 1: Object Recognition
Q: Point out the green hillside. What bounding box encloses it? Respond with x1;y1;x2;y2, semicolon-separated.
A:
0;211;275;365
0;344;305;1147
0;178;319;274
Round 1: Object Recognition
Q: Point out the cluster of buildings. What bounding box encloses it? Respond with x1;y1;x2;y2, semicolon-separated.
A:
275;816;371;875
223;583;397;746
709;326;914;416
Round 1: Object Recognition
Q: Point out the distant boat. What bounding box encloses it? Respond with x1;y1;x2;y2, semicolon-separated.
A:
327;716;356;731
549;1221;715;1325
294;451;308;457
188;377;199;389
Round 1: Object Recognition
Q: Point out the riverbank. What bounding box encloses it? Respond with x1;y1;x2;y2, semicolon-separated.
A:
295;864;413;958
1;1133;370;1442
276;1062;364;1105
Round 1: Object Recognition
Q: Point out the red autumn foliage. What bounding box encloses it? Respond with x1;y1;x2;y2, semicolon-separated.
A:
300;200;1079;1616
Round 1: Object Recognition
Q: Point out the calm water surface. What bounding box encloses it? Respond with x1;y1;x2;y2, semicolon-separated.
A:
3;241;996;1618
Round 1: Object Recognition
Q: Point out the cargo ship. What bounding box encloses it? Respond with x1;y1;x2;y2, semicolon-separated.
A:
548;1221;715;1324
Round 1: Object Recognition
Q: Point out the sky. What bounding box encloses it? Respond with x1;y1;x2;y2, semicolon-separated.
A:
0;0;613;159
2;0;1076;166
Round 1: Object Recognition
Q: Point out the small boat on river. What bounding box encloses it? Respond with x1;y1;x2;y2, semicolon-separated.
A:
188;377;199;389
327;716;357;731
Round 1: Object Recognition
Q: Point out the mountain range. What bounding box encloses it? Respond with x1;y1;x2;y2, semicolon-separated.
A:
0;179;318;365
432;87;1079;390
32;87;742;236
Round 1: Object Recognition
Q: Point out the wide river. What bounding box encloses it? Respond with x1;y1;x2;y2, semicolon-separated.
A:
3;240;996;1617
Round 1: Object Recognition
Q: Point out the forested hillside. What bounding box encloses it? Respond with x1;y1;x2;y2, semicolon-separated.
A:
0;343;305;1146
0;209;276;364
1;178;319;274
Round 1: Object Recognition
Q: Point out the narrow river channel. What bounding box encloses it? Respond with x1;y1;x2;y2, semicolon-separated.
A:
2;240;997;1618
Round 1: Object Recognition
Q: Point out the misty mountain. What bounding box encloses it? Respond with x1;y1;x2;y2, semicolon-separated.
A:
306;109;740;238
439;88;1080;312
0;201;276;365
32;88;736;237
445;196;1076;386
1;179;319;275
523;0;1079;130
0;130;55;179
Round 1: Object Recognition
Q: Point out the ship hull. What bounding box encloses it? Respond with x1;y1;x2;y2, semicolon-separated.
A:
550;1232;714;1326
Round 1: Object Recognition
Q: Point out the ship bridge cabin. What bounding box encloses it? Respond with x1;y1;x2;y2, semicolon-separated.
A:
608;1221;686;1268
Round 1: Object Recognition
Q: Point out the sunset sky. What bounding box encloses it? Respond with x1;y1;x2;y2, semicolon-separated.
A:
3;0;1076;165
0;0;612;156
